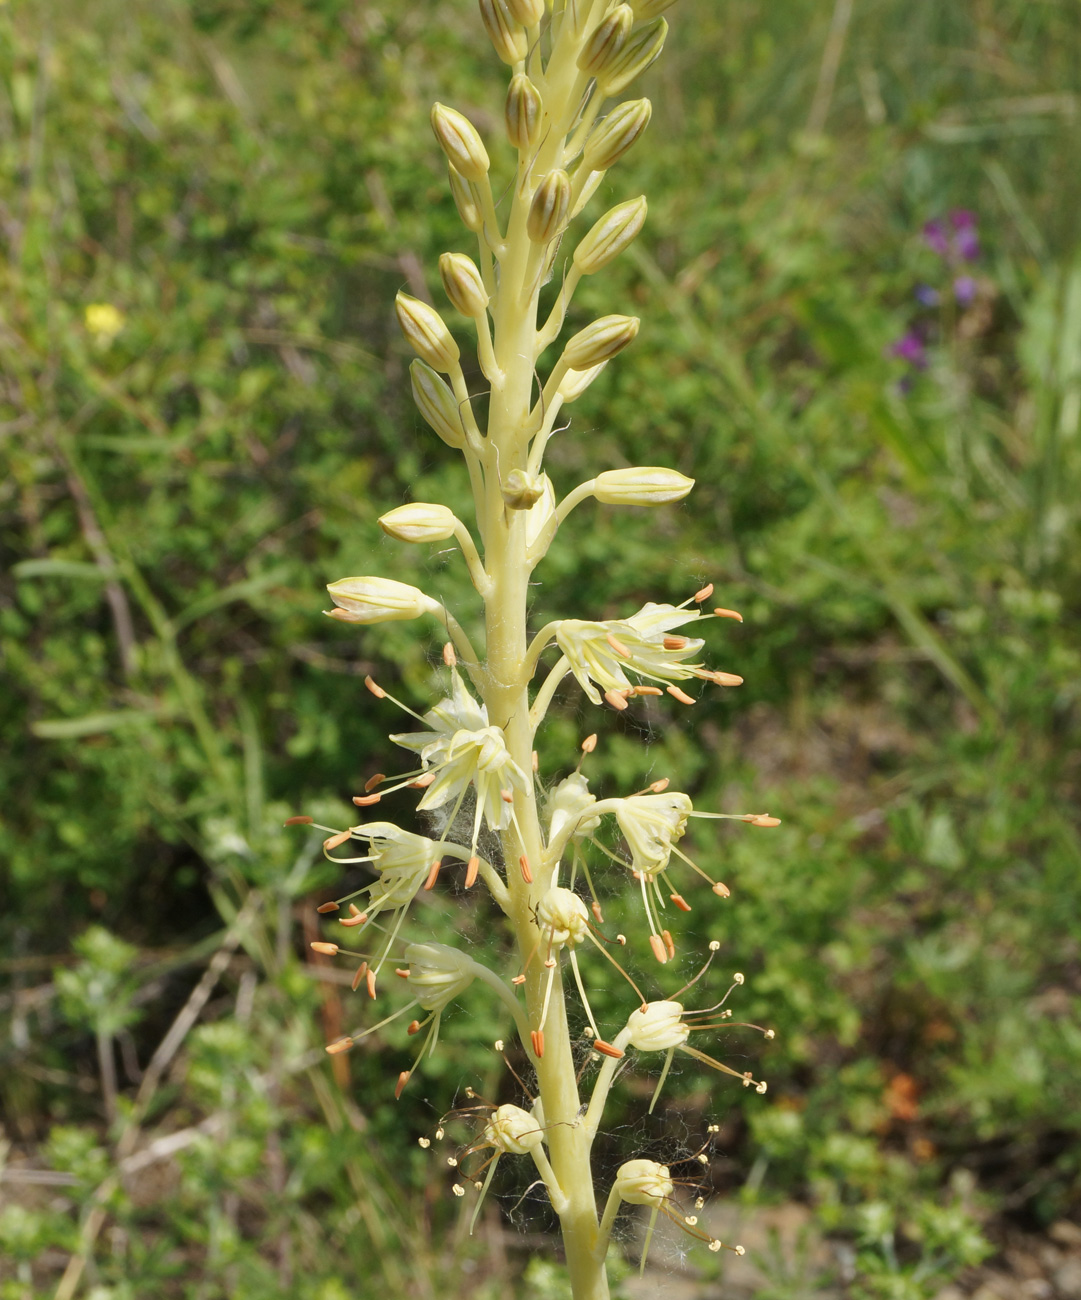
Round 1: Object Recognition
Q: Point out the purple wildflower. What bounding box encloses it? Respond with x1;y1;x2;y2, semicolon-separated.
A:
953;275;977;307
889;330;927;369
922;219;949;258
915;284;940;307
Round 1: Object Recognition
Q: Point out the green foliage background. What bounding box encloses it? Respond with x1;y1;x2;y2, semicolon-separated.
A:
1;0;1079;1295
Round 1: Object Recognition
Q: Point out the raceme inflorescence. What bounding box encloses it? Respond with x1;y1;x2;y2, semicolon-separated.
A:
289;3;778;1294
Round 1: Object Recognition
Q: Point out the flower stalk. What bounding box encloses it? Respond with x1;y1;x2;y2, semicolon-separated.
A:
299;4;779;1294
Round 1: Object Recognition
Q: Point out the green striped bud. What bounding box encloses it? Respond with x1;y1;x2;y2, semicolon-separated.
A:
431;103;490;183
573;196;647;274
632;0;677;16
410;360;466;448
558;361;608;403
439;252;489;318
506;0;544;23
479;0;528;65
527;169;571;244
582;98;652;171
395;292;460;372
448;165;483;233
563;314;640;369
594;466;694;506
505;73;543;151
325;576;439;624
599;18;668;96
577;4;633;77
379;503;459;544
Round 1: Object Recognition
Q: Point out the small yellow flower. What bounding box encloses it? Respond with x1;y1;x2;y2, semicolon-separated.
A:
84;303;125;344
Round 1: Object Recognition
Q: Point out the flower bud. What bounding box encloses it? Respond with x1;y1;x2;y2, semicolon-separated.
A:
614;1159;674;1207
410;360;465;448
536;887;590;948
501;468;546;509
505;73;543;151
527;169;571;244
577;4;633;76
562;314;639;369
599;18;668;96
557;361;608;403
583;98;652;171
632;0;677;15
405;941;476;1012
485;1103;544;1155
431;103;490;183
573;196;647;274
448;164;483;233
478;0;528;65
379;503;459;544
439;252;489;317
594;466;694;506
395;292;460;373
506;0;544;23
625;1000;690;1051
325;576;438;624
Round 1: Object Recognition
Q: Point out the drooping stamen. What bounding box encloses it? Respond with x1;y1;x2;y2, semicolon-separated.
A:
423;859;442;891
465;856;480;888
667;685;696;705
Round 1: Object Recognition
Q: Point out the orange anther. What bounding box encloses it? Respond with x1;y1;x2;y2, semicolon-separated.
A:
407;1019;422;1036
581;733;598;753
591;900;604;924
713;607;743;621
284;815;313;827
364;675;386;699
326;1038;354;1055
351;963;368;991
512;974;527;985
712;671;744;687
604;689;630;711
667;686;696;705
443;642;457;666
531;1030;545;1058
593;1039;625;1059
411;772;436;788
310;941;339;956
633;686;662;696
750;815;781;828
316;901;340;914
532;749;539;772
352;793;382;806
323;830;353;851
365;969;377;999
670;893;692;912
649;778;670;793
465;856;480;889
649;934;668;964
663;635;688;650
519;854;533;883
339;911;368;928
501;788;515;803
712;881;731;898
395;1070;411;1099
395;968;410;978
364;773;386;792
606;632;632;659
662;929;676;959
423;859;441;891
694;583;715;603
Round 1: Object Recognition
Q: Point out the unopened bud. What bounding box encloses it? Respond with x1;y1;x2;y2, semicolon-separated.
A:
527;169;571;244
448;164;482;232
632;0;677;14
574;196;647;274
379;502;459;544
479;0;528;65
431;103;490;183
583;98;652;171
325;576;438;624
395;292;459;373
614;1159;673;1207
506;0;544;22
578;4;633;76
505;74;543;151
599;18;668;96
410;360;465;448
439;252;488;317
563;314;640;369
502;469;546;509
594;466;695;506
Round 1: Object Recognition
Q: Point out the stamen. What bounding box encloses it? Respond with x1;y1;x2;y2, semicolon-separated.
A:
670;893;692;912
632;685;662;696
410;773;437;788
366;969;377;999
407;1019;422;1035
606;631;632;658
694;583;715;603
663;636;688;650
351;962;368;991
339;909;369;928
750;815;781;827
591;899;604;923
364;675;386;699
532;749;539;772
662;930;675;959
423;859;442;891
316;901;339;914
443;642;457;667
604;689;629;711
519;854;533;883
323;830;353;852
395;1070;411;1099
581;733;597;753
667;685;696;705
501;788;514;803
310;941;339;956
465;856;480;888
352;793;382;807
713;606;743;621
326;1038;354;1054
364;773;386;792
706;670;743;687
713;881;731;897
593;1039;624;1059
649;934;668;964
285;815;313;826
649;778;669;793
531;1029;544;1057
